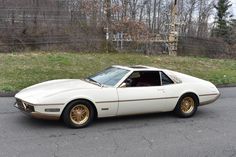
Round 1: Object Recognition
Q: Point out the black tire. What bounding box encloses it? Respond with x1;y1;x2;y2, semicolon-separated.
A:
174;94;198;118
62;100;95;128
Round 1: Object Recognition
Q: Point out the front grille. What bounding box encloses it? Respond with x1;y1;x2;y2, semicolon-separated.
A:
16;99;35;112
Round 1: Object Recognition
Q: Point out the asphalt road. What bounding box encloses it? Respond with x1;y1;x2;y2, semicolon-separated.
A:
0;87;236;157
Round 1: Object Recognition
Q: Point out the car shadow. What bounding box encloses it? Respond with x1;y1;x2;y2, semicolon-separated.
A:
95;112;172;124
14;108;215;129
15;115;65;129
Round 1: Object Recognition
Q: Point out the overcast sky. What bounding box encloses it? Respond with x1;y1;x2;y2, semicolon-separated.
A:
230;0;236;17
209;0;236;23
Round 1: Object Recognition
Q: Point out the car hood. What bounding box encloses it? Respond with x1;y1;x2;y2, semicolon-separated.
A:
15;79;99;102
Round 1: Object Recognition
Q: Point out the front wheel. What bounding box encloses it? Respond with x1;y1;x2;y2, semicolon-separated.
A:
174;94;198;118
62;100;95;128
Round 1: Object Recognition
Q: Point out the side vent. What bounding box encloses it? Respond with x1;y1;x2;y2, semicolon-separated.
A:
101;108;109;111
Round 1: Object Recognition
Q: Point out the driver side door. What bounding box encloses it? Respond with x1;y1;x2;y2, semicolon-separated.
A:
116;71;173;116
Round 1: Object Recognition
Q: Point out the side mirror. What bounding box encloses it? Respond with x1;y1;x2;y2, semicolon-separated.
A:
126;78;133;87
120;83;127;88
120;79;133;88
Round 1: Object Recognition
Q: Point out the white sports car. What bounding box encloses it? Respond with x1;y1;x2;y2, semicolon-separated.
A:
15;65;220;128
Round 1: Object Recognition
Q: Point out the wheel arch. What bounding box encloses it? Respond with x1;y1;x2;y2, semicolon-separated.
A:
178;91;200;105
60;98;98;119
173;91;199;118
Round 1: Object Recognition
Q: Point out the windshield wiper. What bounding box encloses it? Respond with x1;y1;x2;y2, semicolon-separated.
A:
85;78;103;87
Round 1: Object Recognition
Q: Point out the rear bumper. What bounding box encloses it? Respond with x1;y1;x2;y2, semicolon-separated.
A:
199;93;221;106
14;102;60;120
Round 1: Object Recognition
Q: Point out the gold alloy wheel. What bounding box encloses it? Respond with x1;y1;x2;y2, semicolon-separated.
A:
180;97;195;114
70;104;90;125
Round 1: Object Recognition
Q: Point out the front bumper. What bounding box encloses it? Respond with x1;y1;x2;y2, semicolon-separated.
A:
14;100;60;120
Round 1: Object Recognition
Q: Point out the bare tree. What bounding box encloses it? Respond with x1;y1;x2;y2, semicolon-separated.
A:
197;0;214;38
0;0;229;54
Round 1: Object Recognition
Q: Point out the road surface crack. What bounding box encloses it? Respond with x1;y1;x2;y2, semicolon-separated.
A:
53;140;59;157
112;137;120;154
177;129;193;142
223;146;236;157
0;111;18;115
142;136;153;151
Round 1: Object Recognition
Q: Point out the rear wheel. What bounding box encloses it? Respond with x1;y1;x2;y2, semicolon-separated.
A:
174;94;198;118
62;100;95;128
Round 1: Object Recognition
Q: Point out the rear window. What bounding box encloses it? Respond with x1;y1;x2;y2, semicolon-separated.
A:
161;72;174;85
163;70;182;83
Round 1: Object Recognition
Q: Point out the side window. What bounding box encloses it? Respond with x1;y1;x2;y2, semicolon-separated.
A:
124;71;161;87
161;72;174;85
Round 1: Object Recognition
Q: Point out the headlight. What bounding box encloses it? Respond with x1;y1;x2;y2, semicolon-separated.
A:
22;101;35;112
16;99;35;112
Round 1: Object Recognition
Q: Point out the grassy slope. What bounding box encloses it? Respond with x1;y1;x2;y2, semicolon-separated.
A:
0;52;236;92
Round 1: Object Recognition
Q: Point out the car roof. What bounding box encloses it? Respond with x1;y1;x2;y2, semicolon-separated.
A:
112;65;164;71
111;65;182;84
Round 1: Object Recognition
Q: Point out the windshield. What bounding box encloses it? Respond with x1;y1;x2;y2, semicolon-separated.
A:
87;67;129;86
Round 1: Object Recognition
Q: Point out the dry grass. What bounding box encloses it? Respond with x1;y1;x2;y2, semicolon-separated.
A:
0;52;236;92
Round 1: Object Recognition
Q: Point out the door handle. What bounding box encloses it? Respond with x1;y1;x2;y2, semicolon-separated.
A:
157;88;165;92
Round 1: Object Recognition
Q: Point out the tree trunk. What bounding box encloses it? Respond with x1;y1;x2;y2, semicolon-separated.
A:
157;0;162;33
152;0;157;33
